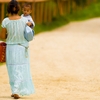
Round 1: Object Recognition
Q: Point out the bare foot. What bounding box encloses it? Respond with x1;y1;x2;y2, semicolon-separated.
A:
13;94;20;99
11;94;14;97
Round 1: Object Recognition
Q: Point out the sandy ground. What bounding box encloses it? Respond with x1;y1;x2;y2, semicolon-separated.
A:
0;18;100;100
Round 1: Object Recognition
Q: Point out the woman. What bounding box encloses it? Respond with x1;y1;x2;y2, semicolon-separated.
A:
0;0;35;99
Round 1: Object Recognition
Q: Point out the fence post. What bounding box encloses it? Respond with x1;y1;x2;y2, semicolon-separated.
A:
52;0;58;18
58;0;63;16
43;1;48;23
71;0;77;13
47;0;52;23
67;0;71;14
39;1;44;24
1;3;4;22
32;1;35;22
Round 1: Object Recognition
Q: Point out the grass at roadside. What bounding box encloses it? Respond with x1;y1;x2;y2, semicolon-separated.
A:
0;63;5;66
34;16;69;34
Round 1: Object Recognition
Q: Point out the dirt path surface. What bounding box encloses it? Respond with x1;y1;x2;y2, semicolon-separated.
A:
0;18;100;100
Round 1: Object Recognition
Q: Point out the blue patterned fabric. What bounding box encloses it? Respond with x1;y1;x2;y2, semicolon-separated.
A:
24;25;34;41
1;17;35;96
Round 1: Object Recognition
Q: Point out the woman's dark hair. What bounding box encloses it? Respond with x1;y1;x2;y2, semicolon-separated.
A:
7;0;20;15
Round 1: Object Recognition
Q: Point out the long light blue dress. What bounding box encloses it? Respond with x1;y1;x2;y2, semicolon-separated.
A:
1;17;35;96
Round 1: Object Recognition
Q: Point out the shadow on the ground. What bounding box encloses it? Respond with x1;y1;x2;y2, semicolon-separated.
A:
0;96;33;99
0;96;13;99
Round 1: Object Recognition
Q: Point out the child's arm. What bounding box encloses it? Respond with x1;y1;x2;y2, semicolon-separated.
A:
28;16;35;28
27;22;33;27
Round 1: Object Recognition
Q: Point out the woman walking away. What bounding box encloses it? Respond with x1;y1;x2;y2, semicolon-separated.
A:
0;0;35;99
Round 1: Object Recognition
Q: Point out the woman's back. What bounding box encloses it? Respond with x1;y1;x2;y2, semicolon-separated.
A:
2;17;28;44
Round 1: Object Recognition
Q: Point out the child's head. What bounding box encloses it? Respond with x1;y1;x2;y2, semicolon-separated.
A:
22;3;32;16
7;0;20;15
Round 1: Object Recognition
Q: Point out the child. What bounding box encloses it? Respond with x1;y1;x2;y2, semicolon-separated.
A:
21;2;35;28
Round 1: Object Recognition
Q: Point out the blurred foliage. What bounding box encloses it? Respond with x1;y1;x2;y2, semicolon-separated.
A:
34;1;100;34
1;0;100;34
68;1;100;21
74;0;87;6
0;63;4;66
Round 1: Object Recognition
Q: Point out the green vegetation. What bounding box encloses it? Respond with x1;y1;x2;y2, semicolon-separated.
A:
68;2;100;21
34;16;69;33
0;63;5;66
34;1;100;34
74;0;87;6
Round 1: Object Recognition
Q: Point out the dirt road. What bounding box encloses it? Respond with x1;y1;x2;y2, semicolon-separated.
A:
0;18;100;100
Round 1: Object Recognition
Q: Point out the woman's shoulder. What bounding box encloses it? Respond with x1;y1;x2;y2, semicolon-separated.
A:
2;17;10;27
2;17;9;22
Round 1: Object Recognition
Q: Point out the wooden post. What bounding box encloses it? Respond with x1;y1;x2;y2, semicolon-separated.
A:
67;0;71;14
87;0;91;5
32;2;35;21
39;2;44;24
53;0;58;17
35;2;40;24
43;1;48;23
36;2;41;24
93;0;97;2
58;0;63;16
47;0;52;23
0;3;1;23
71;0;76;13
1;3;4;21
63;0;67;15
